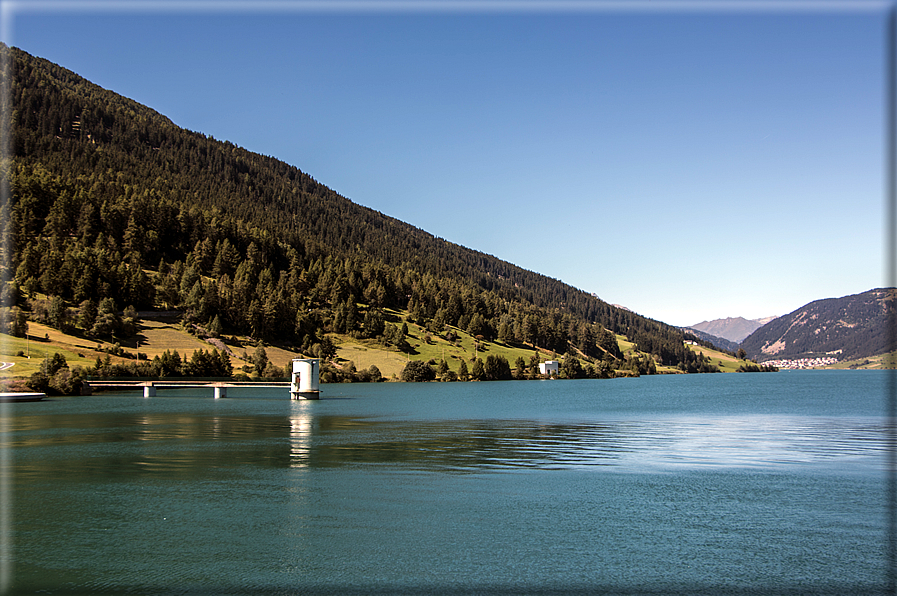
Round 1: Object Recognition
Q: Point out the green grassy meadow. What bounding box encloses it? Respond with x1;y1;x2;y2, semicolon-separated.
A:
0;322;109;378
826;350;897;370
2;308;762;385
684;343;748;373
334;320;560;380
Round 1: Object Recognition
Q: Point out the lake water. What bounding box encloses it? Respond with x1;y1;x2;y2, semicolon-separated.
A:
7;370;894;595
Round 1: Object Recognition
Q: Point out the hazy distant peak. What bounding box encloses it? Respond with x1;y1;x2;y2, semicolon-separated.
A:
687;316;766;344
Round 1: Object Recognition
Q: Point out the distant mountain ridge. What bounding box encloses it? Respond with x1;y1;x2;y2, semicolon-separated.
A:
740;288;896;362
680;328;741;353
686;316;770;344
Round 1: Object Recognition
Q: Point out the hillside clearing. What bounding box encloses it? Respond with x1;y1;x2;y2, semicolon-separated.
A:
1;308;702;383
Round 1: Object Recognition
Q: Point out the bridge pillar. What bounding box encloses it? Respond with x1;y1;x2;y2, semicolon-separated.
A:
214;386;227;399
143;385;156;398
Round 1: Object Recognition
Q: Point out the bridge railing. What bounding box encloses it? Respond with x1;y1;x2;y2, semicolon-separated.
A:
84;376;291;383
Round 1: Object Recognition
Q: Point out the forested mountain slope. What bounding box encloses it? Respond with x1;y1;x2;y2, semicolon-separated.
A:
679;328;741;354
2;45;708;372
740;288;896;361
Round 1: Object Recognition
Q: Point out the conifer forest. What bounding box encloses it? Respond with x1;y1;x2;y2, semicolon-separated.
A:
1;45;720;387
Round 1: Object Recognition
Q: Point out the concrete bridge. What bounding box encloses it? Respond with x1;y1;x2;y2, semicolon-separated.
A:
83;379;291;399
84;358;322;399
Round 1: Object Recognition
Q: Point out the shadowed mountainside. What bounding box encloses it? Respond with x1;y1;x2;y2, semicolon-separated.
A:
740;288;896;361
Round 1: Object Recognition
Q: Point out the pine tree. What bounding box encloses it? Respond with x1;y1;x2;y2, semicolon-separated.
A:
214;349;233;377
561;352;583;379
471;358;485;381
401;360;435;382
123;213;144;258
497;313;513;343
91;297;121;338
49;295;70;332
158;350;182;377
179;264;200;300
208;314;223;338
458;359;469;381
252;346;268;376
514;356;526;379
484;355;511;381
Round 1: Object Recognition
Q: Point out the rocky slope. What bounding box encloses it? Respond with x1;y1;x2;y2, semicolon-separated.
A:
739;288;896;361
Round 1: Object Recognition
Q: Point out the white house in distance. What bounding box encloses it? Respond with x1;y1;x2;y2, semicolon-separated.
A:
539;360;559;376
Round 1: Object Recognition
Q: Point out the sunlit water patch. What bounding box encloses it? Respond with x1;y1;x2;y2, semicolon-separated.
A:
283;413;887;473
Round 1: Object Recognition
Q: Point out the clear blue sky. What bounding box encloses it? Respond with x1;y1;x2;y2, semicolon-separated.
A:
3;1;889;327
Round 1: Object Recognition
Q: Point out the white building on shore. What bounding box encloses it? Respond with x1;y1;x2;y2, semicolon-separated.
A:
539;360;559;376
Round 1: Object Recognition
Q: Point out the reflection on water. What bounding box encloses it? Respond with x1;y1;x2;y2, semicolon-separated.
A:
12;404;887;477
290;415;886;472
289;400;314;468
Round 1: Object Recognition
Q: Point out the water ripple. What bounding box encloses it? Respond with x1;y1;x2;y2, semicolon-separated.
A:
13;409;886;476
288;415;887;473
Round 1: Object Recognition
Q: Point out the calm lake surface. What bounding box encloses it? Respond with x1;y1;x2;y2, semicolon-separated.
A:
8;370;894;595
